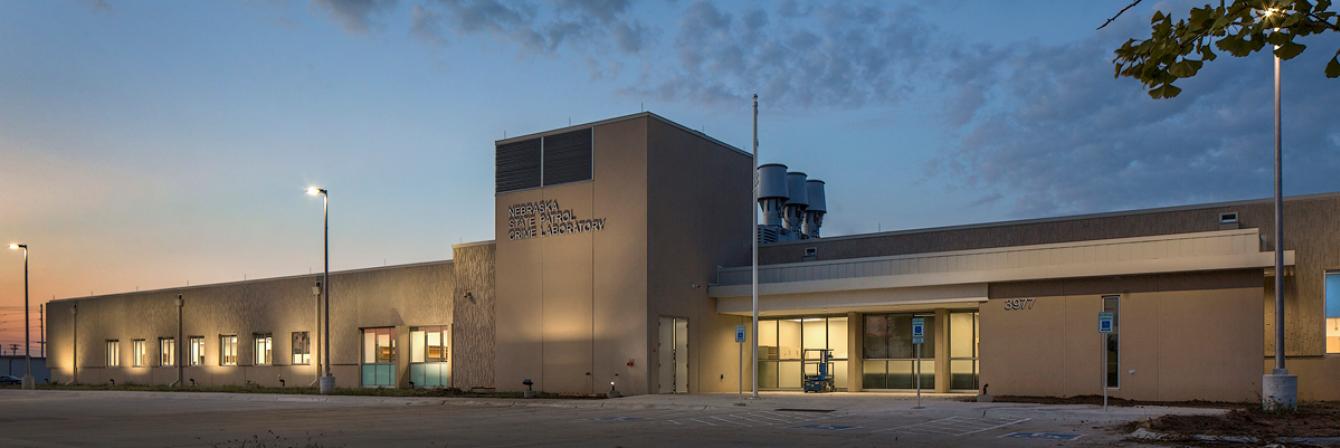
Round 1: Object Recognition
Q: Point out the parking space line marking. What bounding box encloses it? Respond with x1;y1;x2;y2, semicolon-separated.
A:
689;418;716;426
957;418;1030;436
870;417;956;433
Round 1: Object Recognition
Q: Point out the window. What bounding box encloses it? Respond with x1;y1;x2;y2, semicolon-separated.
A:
755;316;849;390
361;327;397;388
105;340;120;367
159;337;175;367
409;326;449;388
410;326;448;363
188;336;205;366
862;313;935;390
292;332;311;365
948;311;980;391
363;328;396;364
1327;272;1340;353
219;335;238;366
254;334;272;366
1103;295;1120;388
131;339;147;367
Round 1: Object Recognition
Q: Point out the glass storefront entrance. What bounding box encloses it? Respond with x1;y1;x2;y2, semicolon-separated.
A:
756;316;848;390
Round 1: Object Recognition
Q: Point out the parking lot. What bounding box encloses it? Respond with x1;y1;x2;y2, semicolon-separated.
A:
0;390;1223;447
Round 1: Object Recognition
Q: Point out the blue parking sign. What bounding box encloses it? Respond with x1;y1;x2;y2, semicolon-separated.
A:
911;317;925;345
1098;312;1114;334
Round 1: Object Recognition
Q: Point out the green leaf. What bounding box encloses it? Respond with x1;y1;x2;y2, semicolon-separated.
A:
1326;55;1340;78
1275;41;1306;60
1149;83;1183;99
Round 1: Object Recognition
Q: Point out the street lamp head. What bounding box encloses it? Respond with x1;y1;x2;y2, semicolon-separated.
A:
8;243;24;250
306;186;326;197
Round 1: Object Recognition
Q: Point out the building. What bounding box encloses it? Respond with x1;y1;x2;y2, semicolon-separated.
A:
41;112;1340;402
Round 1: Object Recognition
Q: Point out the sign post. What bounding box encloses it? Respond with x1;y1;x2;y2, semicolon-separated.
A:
912;317;926;409
1098;312;1114;412
736;324;746;399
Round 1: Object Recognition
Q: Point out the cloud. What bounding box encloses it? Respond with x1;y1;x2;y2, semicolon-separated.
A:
313;0;397;33
625;1;936;108
934;23;1340;216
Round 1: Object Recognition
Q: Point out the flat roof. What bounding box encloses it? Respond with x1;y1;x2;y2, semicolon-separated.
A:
495;111;753;158
767;191;1340;247
50;258;458;304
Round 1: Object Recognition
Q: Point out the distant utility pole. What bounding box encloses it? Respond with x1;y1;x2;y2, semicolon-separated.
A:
40;303;45;358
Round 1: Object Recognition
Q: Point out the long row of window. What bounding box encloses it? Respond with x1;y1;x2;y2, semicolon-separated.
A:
104;332;310;368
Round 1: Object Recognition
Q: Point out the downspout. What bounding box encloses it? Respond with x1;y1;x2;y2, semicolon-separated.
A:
171;294;182;387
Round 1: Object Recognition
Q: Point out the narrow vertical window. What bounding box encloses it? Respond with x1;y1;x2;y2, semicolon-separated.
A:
105;340;120;367
1103;295;1120;388
253;334;272;366
131;339;146;367
219;335;238;366
1328;272;1340;354
292;332;310;365
159;337;175;367
188;336;205;366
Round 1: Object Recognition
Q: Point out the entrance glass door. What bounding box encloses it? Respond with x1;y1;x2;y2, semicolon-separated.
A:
361;327;396;388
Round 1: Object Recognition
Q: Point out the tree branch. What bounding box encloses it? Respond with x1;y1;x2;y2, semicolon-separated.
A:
1098;0;1144;30
1306;12;1340;32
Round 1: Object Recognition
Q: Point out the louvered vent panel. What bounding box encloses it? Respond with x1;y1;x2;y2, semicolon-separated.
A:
496;138;541;192
542;128;592;186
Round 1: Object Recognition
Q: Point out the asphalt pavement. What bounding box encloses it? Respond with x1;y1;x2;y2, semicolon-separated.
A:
0;389;1226;447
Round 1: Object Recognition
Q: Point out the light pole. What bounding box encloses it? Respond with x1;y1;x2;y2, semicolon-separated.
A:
8;243;33;389
750;94;760;400
307;186;334;394
1260;7;1297;412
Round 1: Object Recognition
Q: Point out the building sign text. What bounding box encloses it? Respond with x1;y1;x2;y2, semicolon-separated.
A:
507;200;607;240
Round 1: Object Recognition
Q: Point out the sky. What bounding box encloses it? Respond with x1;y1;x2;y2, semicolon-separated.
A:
1;0;1338;352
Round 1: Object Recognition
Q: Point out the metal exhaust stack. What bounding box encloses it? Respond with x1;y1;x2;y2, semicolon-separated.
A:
783;171;809;239
756;163;788;243
803;179;826;239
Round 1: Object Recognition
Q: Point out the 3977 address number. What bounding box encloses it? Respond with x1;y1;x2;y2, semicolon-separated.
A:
1003;298;1035;311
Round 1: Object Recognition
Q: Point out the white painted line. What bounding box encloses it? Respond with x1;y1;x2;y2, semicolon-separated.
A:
689;418;716;426
710;415;751;426
869;417;957;433
958;418;1031;436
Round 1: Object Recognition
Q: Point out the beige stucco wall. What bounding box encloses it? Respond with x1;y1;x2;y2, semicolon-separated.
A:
45;261;455;388
645;118;752;394
982;278;1263;402
492;116;650;395
451;242;496;390
492;114;750;396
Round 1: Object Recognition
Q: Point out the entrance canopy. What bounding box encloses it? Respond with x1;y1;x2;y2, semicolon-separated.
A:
711;229;1292;316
